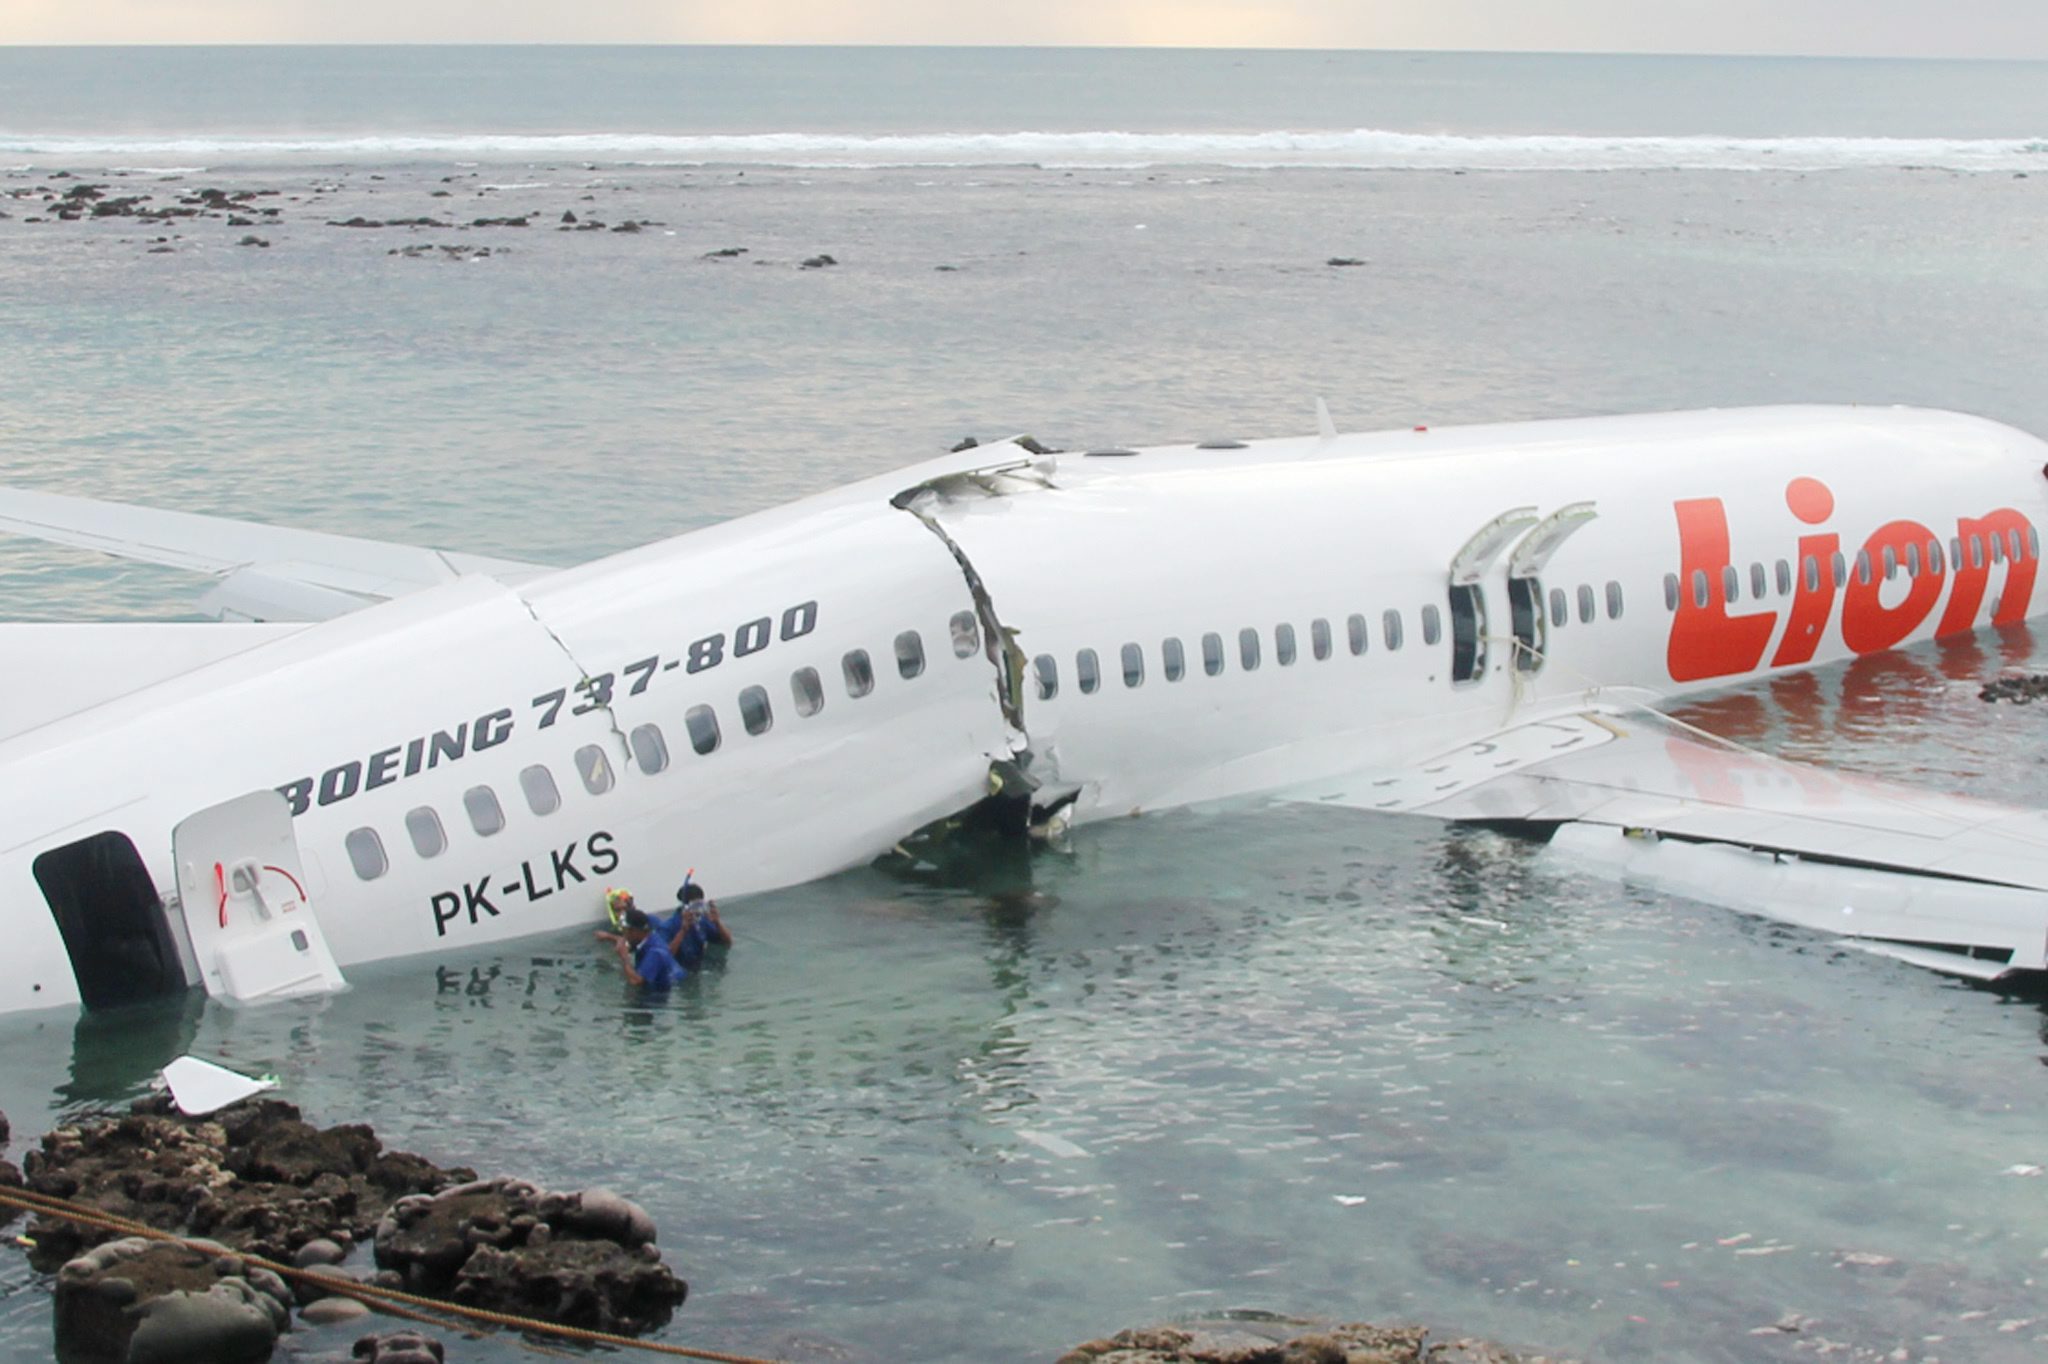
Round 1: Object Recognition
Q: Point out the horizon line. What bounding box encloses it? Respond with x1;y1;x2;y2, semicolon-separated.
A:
1;41;2045;63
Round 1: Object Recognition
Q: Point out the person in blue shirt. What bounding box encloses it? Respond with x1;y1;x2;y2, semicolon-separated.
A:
594;905;685;989
655;881;732;971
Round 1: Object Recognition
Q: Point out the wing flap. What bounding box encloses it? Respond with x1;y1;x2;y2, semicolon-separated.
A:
1296;709;2048;972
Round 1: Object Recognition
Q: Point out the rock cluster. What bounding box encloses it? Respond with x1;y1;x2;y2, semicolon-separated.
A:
55;1237;291;1364
373;1178;684;1335
1980;672;2048;703
352;1331;444;1363
20;1097;472;1274
1057;1320;1563;1364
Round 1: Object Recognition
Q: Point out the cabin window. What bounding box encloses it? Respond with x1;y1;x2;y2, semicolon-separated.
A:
1750;563;1767;599
1950;536;1964;571
1721;564;1740;602
1162;637;1186;681
1419;606;1441;647
1803;555;1820;592
1202;632;1225;676
1905;543;1921;577
520;764;561;815
1552;587;1569;627
1970;535;1985;569
1830;552;1847;588
1239;627;1261;671
949;610;980;659
843;649;875;698
463;785;505;837
1991;533;2006;565
895;630;926;680
1606;581;1624;619
791;667;824;717
1855;550;1873;585
685;705;721;755
1275;623;1298;666
1347;614;1368;655
2029;527;2041;560
1033;653;1059;700
1121;642;1145;688
344;828;387;881
1881;545;1898;579
405;807;446;859
630;722;671;772
1929;539;1945;574
575;744;614;794
1663;573;1679;611
1310;618;1332;661
1775;559;1792;595
738;686;772;735
1077;648;1101;694
1690;569;1708;610
1382;609;1403;651
2011;528;2025;561
1578;584;1596;623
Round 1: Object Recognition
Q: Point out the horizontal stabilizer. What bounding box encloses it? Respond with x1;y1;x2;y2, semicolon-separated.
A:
0;486;548;620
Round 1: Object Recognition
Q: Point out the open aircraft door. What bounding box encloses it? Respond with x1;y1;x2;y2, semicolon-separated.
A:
173;791;346;1004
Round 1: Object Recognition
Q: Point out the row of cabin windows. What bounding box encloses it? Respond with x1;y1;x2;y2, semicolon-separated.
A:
1660;528;2041;611
1033;607;1439;698
1547;581;1626;628
341;612;986;881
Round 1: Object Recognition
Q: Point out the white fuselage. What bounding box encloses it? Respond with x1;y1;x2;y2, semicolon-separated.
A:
5;405;2046;1013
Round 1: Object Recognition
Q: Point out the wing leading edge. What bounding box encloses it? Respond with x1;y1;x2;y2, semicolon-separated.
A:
0;487;549;620
1296;711;2048;978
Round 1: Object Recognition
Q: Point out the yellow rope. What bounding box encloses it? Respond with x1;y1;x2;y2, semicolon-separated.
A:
0;1184;787;1364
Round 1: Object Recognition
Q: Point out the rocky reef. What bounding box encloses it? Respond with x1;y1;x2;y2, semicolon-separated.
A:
1056;1318;1570;1364
11;1098;684;1361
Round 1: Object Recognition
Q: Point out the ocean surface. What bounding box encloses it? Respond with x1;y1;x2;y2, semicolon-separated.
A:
3;45;2048;1364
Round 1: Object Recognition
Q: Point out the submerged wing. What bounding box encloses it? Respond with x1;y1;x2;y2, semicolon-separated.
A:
0;487;549;620
1295;710;2048;979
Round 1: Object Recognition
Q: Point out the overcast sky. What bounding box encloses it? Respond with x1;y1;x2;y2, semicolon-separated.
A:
3;0;2046;58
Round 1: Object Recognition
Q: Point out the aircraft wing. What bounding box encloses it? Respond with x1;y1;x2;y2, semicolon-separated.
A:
0;486;549;620
1292;710;2048;979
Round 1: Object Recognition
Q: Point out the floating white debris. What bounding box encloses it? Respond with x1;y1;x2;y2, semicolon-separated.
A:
1333;1195;1368;1206
1017;1130;1090;1159
2001;1164;2043;1177
157;1055;277;1116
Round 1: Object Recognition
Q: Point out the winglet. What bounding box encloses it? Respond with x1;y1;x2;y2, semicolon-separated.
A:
1314;397;1337;442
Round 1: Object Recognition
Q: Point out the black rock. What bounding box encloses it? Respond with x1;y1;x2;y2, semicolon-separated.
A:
951;436;980;453
1981;672;2048;704
800;253;838;268
238;236;270;248
21;1098;472;1273
1326;256;1366;267
560;210;576;223
55;1238;290;1364
702;246;746;258
373;1178;682;1335
353;1330;446;1364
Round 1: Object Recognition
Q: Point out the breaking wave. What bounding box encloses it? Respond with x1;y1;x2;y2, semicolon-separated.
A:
2;129;2044;171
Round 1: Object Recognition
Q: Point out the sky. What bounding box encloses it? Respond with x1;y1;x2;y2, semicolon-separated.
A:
2;0;2046;59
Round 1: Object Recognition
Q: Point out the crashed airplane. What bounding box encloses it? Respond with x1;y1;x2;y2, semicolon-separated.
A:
5;404;2048;1015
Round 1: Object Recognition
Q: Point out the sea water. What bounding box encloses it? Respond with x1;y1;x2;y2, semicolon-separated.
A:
1;46;2048;1363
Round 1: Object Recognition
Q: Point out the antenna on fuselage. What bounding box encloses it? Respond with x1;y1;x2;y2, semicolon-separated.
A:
1314;397;1337;442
